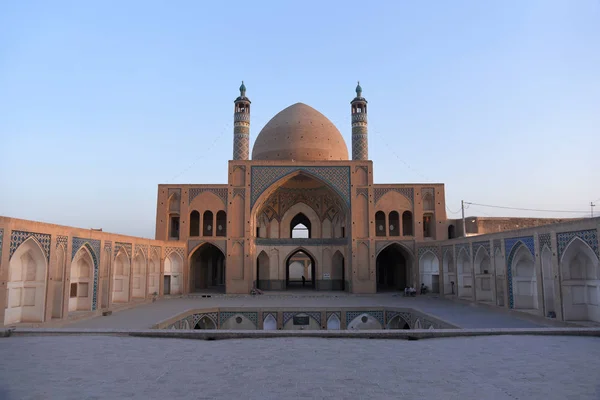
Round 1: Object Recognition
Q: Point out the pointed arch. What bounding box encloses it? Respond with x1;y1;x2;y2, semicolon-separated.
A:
69;245;94;312
510;244;537;310
442;248;456;295
132;249;147;299
256;250;270;290
112;247;131;303
560;237;599;322
457;247;472;298
326;313;341;330
263;313;277;330
5;237;48;325
164;251;183;295
332;250;345;291
50;243;66;318
419;250;440;293
190;242;225;292
386;314;410;330
285;247;317;289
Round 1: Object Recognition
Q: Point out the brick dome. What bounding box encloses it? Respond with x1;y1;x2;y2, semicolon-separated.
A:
251;103;349;161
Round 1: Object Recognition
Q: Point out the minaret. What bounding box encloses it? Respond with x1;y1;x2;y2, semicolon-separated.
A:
233;81;251;160
351;82;368;160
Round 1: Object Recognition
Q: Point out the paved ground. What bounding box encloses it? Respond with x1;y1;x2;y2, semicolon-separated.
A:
65;293;550;329
0;335;598;399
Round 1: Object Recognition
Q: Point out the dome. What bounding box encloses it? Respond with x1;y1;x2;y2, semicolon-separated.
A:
251;103;349;161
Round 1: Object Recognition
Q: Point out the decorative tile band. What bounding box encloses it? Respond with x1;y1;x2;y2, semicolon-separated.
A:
189;188;228;205
504;236;535;309
71;237;101;311
250;166;351;209
256;238;348;246
114;242;132;259
472;241;491;257
493;239;502;255
166;246;185;259
356;188;368;199
418;246;440;259
442;245;454;260
56;235;68;249
375;240;414;256
345;310;384;326
557;229;598;260
538;233;552;252
9;230;51;261
134;244;148;259
219;311;258;327
283;311;322;325
373;187;414;204
455;243;471;258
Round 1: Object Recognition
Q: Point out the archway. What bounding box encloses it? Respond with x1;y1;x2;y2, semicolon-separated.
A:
376;243;410;292
164;252;183;295
132;251;146;299
190;243;225;292
70;246;94;312
511;244;537;310
5;237;48;325
419;251;440;293
457;248;472;298
474;247;493;302
112;248;130;303
194;315;217;329
256;250;270;290
286;249;315;289
560;238;599;322
448;225;456;239
290;213;311;238
332;251;345;291
387;315;410;330
443;251;456;295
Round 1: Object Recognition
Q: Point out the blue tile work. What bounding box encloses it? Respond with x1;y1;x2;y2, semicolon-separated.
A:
219;312;258;327
193;312;218;328
385;310;411;326
71;237;101;311
56;235;68;249
455;243;471;258
473;241;491;257
538;233;552;252
250;166;351;209
104;241;112;253
283;311;322;325
418;246;440;260
9;230;51;262
189;188;228;205
345;310;385;326
166;246;185;259
134;244;148;259
373;187;414;204
504;236;535;309
557;229;599;260
114;242;132;259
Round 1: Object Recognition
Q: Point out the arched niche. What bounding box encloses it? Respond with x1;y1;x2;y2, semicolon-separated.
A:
376;243;412;292
280;203;320;239
69;246;94;312
347;313;382;330
457;248;472;298
263;313;277;330
132;251;146;299
419;251;440;293
511;244;537;310
164;251;183;295
474;246;492;302
256;250;270;290
560;238;599;322
326;313;341;330
112;249;130;303
387;314;410;330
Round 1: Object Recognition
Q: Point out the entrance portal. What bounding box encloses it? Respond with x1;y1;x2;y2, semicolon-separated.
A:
190;243;225;292
376;244;409;292
286;250;315;289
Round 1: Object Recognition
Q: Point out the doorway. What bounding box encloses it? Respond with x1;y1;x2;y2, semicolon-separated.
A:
286;249;315;290
164;275;171;295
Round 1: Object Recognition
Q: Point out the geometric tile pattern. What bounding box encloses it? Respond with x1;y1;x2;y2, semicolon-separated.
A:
189;187;228;205
557;229;598;260
134;244;148;259
345;310;385;326
375;240;414;256
104;241;112;253
250;166;351;209
9;230;51;262
384;310;411;327
356;187;368;199
219;311;258;327
263;312;278;325
71;237;101;311
232;188;245;199
283;311;322;326
373;187;414;204
151;245;161;260
166;246;185;259
538;233;552;252
56;235;68;249
193;312;218;328
418;246;440;260
442;245;454;261
114;242;132;259
472;241;491;257
493;239;502;255
455;243;471;258
326;311;341;322
504;236;535;310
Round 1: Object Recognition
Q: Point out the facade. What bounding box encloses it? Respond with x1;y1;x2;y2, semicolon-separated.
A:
1;83;599;326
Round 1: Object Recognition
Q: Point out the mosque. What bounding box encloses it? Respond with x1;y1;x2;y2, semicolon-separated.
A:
0;83;598;327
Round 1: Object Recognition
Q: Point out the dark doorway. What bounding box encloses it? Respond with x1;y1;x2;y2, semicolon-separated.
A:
286;250;316;289
190;243;225;292
376;244;409;292
448;224;456;239
163;275;171;295
332;251;345;291
291;213;311;238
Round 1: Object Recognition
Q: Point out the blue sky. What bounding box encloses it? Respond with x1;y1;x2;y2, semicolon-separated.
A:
1;0;599;238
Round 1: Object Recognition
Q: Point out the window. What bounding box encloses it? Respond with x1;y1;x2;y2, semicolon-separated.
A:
216;211;227;237
402;211;413;236
291;213;311;238
389;211;400;236
169;215;180;240
70;283;77;298
423;214;434;238
189;211;200;236
375;211;386;237
203;211;213;236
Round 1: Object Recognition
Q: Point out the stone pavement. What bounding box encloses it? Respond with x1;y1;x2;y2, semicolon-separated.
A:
64;293;551;329
1;335;599;399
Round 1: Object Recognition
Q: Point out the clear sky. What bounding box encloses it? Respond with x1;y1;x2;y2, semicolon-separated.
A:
1;0;599;238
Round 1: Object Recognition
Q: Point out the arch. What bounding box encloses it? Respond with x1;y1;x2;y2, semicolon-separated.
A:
457;248;472;298
347;313;383;330
69;245;94;312
164;251;183;295
423;213;434;238
474;246;492;302
112;248;131;303
376;242;412;292
560;237;599;322
388;211;400;237
216;210;227;237
332;250;345;291
189;210;200;236
256;250;270;290
263;313;277;330
220;313;256;330
132;250;146;299
402;211;413;236
5;237;48;325
375;211;386;237
414;319;423;329
442;250;456;295
280;202;320;239
326;313;341;330
202;211;214;236
190;243;225;292
448;224;456;239
510;244;537;310
286;248;316;290
194;315;217;330
419;251;440;293
290;212;311;239
148;250;160;297
386;314;410;330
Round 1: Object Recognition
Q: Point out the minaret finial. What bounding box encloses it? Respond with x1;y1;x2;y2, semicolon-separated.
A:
239;81;246;97
355;81;362;97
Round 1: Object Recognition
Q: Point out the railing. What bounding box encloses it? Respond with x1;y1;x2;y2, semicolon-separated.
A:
255;238;349;246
